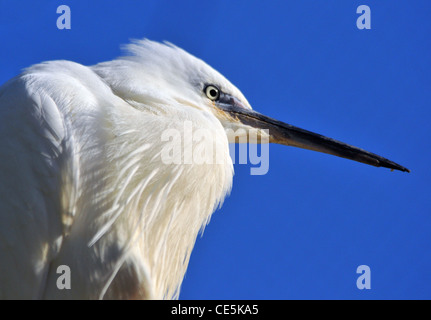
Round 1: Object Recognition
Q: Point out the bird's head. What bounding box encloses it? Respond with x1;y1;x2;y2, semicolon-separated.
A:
93;39;409;172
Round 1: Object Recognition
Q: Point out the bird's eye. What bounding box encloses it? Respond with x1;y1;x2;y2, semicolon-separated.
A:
204;85;220;101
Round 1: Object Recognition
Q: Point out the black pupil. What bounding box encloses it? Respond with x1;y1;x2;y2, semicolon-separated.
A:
209;88;217;98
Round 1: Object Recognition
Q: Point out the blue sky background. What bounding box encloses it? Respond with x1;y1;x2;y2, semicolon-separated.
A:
0;1;429;299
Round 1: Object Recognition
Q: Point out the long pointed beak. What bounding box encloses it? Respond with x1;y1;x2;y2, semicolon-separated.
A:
217;100;409;173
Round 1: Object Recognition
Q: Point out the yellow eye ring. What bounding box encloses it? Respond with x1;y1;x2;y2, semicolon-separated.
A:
204;85;220;101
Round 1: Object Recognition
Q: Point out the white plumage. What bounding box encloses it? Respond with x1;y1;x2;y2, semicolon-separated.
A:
0;40;243;299
0;39;408;300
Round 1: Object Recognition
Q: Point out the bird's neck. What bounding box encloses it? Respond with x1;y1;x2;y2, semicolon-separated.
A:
65;92;234;299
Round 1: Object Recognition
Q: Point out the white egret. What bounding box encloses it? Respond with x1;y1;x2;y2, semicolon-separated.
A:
0;39;408;300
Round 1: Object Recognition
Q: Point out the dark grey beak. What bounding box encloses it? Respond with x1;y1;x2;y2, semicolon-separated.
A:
217;98;409;173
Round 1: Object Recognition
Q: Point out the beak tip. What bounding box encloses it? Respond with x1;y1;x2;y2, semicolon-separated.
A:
385;162;410;173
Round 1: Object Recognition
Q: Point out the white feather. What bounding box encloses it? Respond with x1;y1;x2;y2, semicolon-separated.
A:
0;39;248;299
